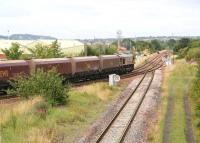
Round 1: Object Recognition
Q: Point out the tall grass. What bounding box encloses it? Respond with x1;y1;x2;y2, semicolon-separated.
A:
0;82;121;143
149;60;196;143
190;61;200;142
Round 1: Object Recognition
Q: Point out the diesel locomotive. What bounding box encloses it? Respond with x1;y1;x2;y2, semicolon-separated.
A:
0;53;135;90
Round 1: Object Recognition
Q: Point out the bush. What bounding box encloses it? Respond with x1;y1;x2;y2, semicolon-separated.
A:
85;44;117;56
8;69;70;106
105;45;117;54
185;47;200;61
177;47;189;59
174;38;191;52
1;43;23;60
29;40;64;59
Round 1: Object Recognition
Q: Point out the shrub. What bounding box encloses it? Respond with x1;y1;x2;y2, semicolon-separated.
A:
85;44;117;56
105;45;117;55
185;47;200;61
177;47;189;59
8;69;70;106
1;43;23;60
29;40;64;59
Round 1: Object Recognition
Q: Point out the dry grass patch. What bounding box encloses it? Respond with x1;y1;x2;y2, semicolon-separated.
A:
0;82;124;143
26;128;55;143
0;97;42;125
75;82;121;101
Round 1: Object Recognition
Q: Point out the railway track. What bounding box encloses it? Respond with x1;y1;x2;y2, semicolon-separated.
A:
74;52;166;86
95;71;155;143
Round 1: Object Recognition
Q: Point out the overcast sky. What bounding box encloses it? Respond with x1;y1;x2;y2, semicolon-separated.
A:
0;0;200;39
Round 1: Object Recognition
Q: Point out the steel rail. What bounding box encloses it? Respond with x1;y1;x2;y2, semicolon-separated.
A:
95;71;155;143
119;71;155;143
133;53;163;71
95;71;148;143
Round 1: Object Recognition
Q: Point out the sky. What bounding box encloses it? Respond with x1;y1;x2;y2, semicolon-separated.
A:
0;0;200;39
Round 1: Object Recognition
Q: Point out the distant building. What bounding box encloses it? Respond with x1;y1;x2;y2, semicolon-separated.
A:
0;39;84;58
27;40;84;56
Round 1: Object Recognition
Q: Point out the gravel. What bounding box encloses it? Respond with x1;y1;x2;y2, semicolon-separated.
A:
123;69;163;143
77;69;163;143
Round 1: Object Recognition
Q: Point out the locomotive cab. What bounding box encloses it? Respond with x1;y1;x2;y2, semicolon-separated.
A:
118;54;134;73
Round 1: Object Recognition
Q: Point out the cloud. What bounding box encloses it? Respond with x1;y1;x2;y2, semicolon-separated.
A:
0;0;30;17
0;0;200;38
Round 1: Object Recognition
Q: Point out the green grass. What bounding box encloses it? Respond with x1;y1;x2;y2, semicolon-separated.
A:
0;83;122;143
190;99;200;143
149;60;196;143
190;76;200;143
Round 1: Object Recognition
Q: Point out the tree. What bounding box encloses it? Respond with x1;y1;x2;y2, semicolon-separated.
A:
29;43;49;58
85;44;100;56
29;40;64;58
174;38;191;52
2;43;23;60
167;39;176;49
85;43;117;56
105;44;117;54
121;39;135;50
135;41;150;52
151;40;162;52
191;39;200;48
49;40;63;58
185;47;200;61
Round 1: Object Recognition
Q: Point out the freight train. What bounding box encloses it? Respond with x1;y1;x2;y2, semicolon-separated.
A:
0;54;135;90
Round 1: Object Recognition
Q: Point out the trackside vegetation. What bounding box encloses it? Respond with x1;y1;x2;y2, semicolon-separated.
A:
0;83;122;143
29;40;64;59
8;69;69;106
148;60;196;143
1;43;23;60
189;61;200;142
85;44;118;56
1;40;64;60
183;44;200;142
148;40;200;142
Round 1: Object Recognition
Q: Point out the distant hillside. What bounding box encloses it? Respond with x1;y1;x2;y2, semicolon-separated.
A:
0;35;7;39
0;34;56;40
